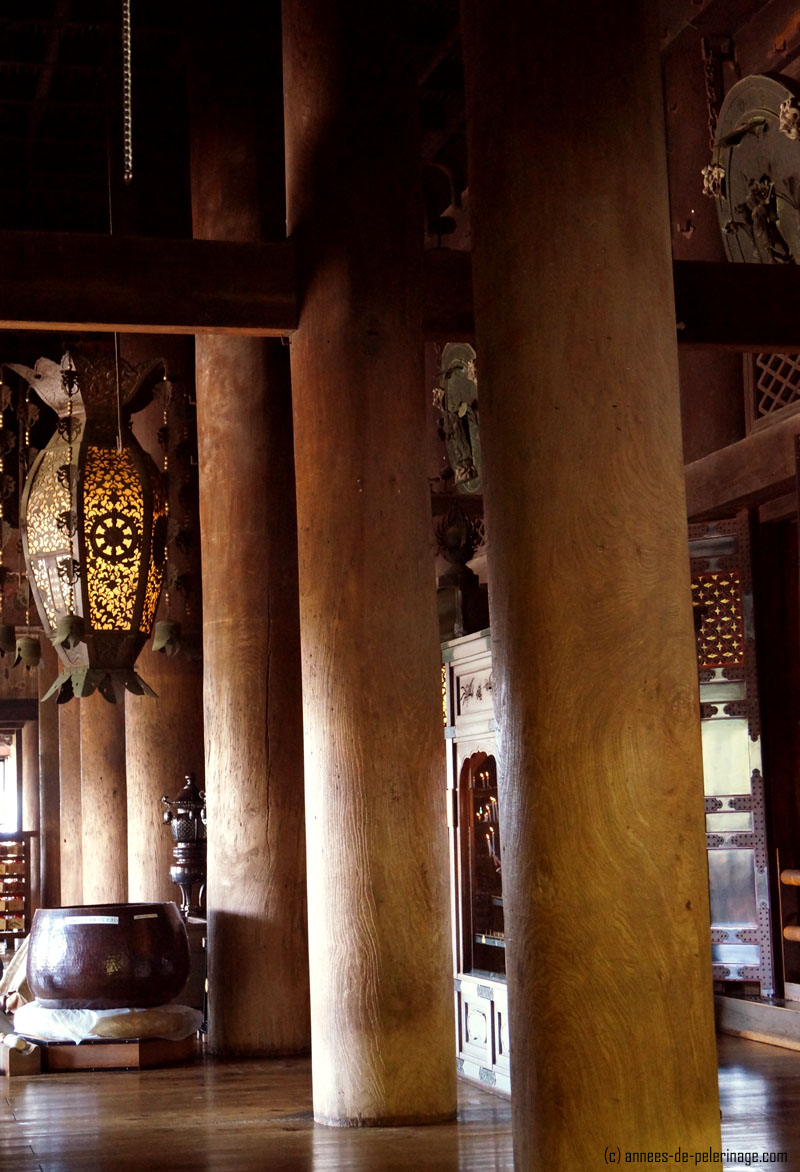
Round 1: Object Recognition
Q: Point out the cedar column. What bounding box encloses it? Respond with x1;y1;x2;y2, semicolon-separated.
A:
283;0;456;1125
38;640;60;908
80;695;127;903
58;703;81;906
21;718;40;913
460;3;721;1167
124;338;205;906
125;649;204;905
190;0;309;1055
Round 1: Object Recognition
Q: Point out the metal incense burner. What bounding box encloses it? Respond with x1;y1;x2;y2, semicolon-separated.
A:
161;773;206;919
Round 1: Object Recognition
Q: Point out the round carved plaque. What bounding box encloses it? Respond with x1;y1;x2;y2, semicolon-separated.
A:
710;74;800;264
467;1009;487;1044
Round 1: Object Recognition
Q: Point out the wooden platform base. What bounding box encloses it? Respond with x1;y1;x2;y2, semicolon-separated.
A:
0;1042;41;1077
715;992;800;1051
40;1032;198;1073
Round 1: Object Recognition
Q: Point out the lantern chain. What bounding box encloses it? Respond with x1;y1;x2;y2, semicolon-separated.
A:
122;0;133;185
163;374;170;616
21;387;30;628
701;35;736;153
61;359;79;617
0;422;4;626
181;401;192;619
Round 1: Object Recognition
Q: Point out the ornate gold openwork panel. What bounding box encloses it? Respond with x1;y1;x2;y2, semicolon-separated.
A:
26;448;72;556
141;473;166;634
84;446;143;631
691;570;745;670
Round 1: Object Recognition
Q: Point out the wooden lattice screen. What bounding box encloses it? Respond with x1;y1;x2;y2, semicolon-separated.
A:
746;353;800;429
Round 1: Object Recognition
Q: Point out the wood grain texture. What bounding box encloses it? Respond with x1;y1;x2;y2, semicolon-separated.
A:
123;336;205;907
460;2;721;1166
678;350;746;466
58;702;82;906
2;1036;795;1171
125;645;204;905
684;410;800;518
79;694;127;904
0;231;296;337
20;720;40;914
0;1053;511;1172
6;227;800;352
284;0;456;1126
191;0;310;1058
37;640;60;909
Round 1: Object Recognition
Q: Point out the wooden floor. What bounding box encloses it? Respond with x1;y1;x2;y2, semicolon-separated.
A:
1;1034;799;1171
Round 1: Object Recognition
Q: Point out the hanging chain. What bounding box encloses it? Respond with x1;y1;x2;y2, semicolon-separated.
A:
122;0;133;185
113;332;124;453
181;393;191;618
162;373;171;617
21;388;30;628
701;35;736;153
0;428;5;624
701;37;721;152
61;359;78;617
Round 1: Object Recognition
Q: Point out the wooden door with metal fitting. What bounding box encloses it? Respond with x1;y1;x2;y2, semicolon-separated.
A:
690;513;774;994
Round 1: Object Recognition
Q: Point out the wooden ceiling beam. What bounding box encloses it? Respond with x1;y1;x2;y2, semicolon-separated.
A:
658;0;773;49
0;235;796;352
0;231;474;340
0;231;298;337
684;410;800;518
733;0;800;79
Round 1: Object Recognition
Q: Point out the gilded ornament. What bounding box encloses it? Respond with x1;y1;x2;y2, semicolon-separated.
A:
701;162;726;199
779;96;800;141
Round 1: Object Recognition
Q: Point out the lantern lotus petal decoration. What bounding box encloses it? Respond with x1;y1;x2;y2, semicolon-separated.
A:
13;635;41;670
152;618;183;656
15;351;167;703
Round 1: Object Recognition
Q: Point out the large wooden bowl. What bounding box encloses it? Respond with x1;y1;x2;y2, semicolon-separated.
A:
27;902;190;1009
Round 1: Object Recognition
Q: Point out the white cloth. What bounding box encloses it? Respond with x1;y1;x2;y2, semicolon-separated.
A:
13;1001;203;1044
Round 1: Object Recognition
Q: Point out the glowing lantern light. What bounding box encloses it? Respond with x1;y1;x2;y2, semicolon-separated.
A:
13;352;167;703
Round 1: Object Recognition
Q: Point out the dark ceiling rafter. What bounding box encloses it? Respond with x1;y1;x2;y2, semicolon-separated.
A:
658;0;773;47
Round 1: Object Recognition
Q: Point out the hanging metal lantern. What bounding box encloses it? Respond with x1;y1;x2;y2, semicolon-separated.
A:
12;352;167;703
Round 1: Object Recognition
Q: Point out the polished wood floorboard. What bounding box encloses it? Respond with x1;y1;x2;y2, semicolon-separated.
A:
1;1034;799;1171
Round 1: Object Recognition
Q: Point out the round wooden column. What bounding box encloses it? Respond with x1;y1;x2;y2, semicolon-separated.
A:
460;3;721;1166
38;640;61;908
58;702;82;906
190;0;309;1056
80;694;127;904
21;718;40;913
283;0;456;1126
125;647;204;904
124;337;205;906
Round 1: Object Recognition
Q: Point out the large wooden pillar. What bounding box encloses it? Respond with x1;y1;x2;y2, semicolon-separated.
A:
190;0;309;1055
58;703;81;906
460;3;721;1167
126;647;204;904
283;0;456;1126
80;695;127;904
21;718;40;913
38;640;61;908
124;337;205;906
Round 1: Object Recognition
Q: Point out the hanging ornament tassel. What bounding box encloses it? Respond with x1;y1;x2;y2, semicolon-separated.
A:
13;636;41;670
152;373;182;656
53;614;85;650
